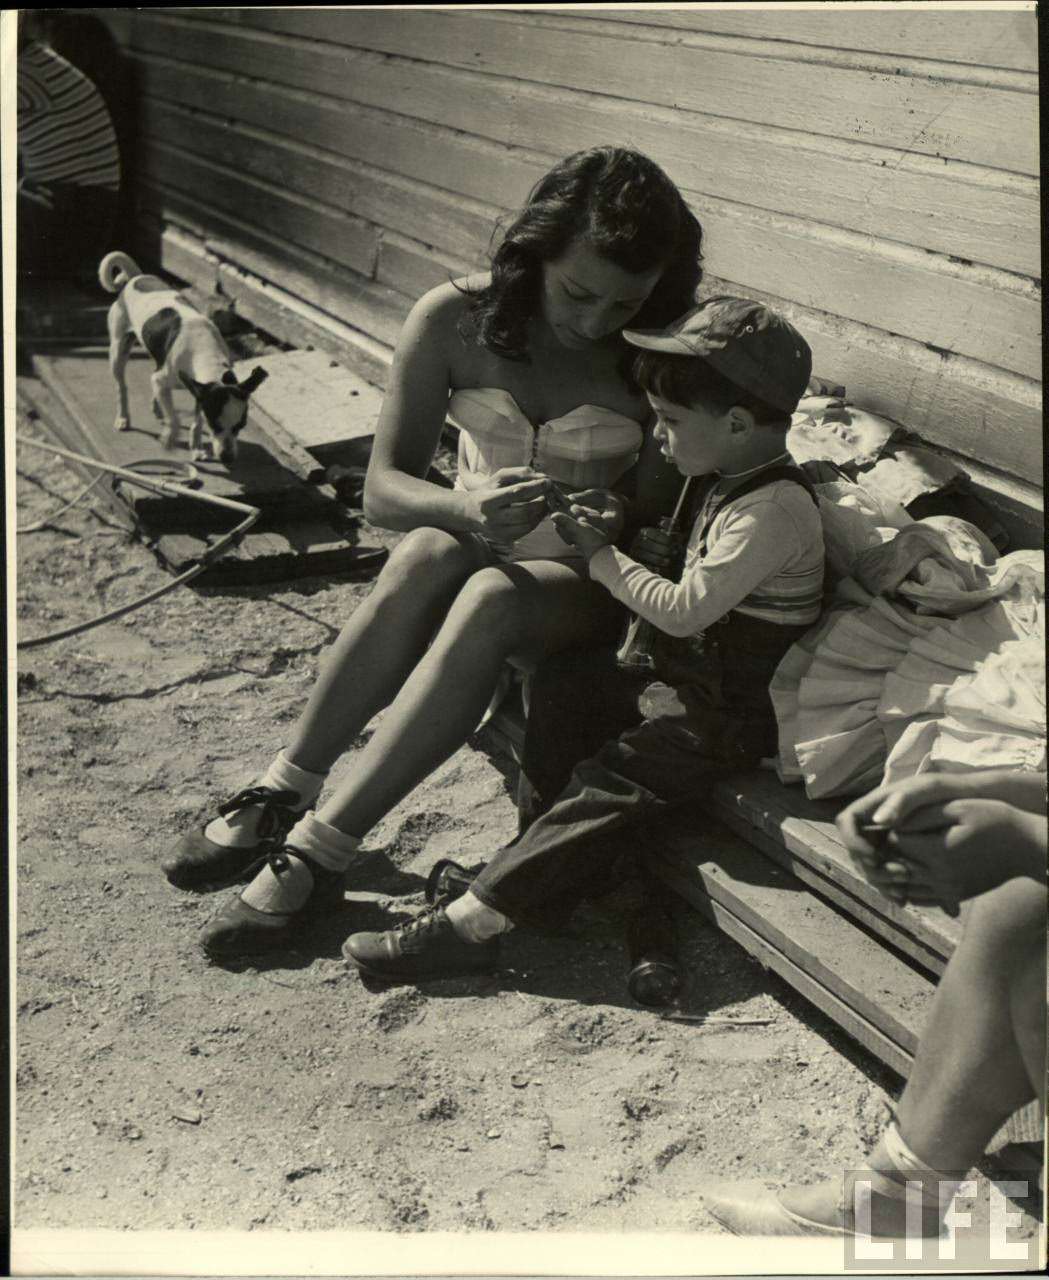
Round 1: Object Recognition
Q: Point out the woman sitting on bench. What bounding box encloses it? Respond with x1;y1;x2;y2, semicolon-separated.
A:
163;145;704;957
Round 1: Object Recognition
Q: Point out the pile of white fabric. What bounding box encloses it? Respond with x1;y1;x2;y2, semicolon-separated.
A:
773;400;1044;800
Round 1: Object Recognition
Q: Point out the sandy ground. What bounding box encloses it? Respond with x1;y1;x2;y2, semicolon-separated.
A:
12;383;1041;1254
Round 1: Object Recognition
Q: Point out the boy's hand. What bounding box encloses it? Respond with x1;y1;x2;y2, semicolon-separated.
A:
548;487;626;539
629;525;683;574
551;506;612;560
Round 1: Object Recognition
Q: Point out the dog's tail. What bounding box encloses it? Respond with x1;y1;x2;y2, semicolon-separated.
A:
98;251;143;294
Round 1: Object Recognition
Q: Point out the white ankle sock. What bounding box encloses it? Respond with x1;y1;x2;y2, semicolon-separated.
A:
284;812;362;872
874;1123;964;1207
240;850;318;914
239;813;360;915
204;751;326;848
445;891;511;943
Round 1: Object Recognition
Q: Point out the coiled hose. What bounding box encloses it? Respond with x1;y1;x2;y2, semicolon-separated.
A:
16;435;260;650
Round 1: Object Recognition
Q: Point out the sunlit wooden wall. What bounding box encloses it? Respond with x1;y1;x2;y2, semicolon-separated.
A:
104;7;1041;485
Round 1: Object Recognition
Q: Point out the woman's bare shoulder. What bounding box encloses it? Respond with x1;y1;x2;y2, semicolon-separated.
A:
405;273;490;332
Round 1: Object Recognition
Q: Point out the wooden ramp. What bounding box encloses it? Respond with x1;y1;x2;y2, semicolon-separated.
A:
25;345;388;587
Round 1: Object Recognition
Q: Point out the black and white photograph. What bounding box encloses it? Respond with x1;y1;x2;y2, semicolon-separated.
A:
6;3;1046;1274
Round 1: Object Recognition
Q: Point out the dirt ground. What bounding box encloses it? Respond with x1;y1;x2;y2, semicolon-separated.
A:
11;384;1040;1250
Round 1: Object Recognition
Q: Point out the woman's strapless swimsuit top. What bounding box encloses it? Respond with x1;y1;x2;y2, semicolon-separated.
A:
447;388;644;561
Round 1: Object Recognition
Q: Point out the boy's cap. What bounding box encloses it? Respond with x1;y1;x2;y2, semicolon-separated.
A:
624;295;813;413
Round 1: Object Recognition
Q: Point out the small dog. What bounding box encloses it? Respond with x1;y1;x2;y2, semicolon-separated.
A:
99;251;268;466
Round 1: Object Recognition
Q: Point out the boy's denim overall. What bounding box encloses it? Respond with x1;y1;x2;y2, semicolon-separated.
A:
471;467;819;928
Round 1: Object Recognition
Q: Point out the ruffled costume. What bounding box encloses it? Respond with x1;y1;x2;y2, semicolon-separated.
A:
770;398;1045;800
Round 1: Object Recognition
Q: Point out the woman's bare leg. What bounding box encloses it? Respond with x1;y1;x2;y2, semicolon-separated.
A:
284;527;487;774
315;559;622;836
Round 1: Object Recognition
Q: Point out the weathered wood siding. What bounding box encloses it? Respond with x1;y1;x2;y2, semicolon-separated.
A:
106;6;1040;484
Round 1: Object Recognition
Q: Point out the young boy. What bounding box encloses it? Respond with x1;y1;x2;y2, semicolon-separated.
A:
344;296;826;982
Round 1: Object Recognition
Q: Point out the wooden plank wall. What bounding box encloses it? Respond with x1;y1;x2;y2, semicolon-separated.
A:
103;6;1041;485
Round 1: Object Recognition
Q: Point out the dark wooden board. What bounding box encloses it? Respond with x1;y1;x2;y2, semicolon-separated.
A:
16;280;112;343
154;525;388;587
32;351;314;522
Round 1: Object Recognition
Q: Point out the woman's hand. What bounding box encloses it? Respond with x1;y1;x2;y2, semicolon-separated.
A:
462;466;552;542
628;525;683;574
551;505;613;560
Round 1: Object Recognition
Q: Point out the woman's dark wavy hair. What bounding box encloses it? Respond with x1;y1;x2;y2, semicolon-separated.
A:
459;146;703;370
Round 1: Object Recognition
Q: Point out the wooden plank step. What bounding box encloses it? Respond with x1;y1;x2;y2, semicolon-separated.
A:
232;349;384;465
652;813;932;1075
654;814;1045;1166
707;772;962;971
480;705;1041;1159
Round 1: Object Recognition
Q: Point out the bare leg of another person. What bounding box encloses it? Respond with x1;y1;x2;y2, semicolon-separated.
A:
708;876;1046;1236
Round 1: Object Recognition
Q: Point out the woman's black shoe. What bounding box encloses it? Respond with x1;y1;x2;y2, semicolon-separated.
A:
162;786;304;889
199;846;344;957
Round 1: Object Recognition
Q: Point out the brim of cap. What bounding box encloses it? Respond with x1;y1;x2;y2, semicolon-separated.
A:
621;328;698;354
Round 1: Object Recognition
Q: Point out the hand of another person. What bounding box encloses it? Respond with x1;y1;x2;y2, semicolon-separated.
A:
884;798;1046;914
837;775;973;907
551;506;613;560
628;525;683;575
838;774;974;873
465;467;552;542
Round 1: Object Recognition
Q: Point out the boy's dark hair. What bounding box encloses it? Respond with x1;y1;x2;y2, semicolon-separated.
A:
459;146;703;366
632;348;790;429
